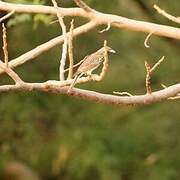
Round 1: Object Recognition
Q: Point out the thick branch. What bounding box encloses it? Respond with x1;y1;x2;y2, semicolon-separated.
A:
0;81;179;105
0;1;180;40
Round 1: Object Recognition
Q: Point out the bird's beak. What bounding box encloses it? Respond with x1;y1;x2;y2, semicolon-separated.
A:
109;49;116;53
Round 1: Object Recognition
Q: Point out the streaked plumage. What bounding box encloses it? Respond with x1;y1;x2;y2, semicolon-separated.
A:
68;46;115;93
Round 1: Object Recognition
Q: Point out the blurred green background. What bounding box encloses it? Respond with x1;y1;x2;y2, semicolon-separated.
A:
0;0;180;179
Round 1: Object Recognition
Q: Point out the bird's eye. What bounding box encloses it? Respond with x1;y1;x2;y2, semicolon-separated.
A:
99;57;103;62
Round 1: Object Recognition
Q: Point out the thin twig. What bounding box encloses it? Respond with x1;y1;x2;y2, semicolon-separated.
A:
154;4;180;24
0;61;23;84
161;84;167;89
151;56;165;73
49;19;59;24
0;10;15;23
145;61;151;94
51;0;68;81
144;31;154;48
2;23;9;67
169;95;180;100
67;19;74;79
73;0;92;12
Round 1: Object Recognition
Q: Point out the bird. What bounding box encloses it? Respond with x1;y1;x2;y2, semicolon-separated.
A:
68;46;115;93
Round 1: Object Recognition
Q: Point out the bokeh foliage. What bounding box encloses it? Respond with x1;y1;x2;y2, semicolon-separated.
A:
0;0;180;179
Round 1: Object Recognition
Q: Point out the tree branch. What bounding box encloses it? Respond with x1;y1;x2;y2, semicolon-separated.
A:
2;23;9;67
0;1;179;106
154;4;180;24
0;81;179;105
51;0;68;81
67;19;74;80
0;61;23;84
145;56;165;94
0;10;15;23
73;0;92;12
0;1;179;76
0;1;180;40
0;21;97;75
144;31;154;48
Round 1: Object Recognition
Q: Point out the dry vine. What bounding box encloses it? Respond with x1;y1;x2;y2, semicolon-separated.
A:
0;0;179;106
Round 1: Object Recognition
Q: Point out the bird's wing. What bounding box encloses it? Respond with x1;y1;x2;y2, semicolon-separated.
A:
73;55;90;77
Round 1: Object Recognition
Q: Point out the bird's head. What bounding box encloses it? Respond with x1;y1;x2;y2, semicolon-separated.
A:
95;46;116;58
98;46;116;54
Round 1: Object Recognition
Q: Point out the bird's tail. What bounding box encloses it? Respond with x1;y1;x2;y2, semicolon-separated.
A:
68;75;79;93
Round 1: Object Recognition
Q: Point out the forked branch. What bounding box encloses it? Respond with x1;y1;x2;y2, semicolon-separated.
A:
145;56;165;94
0;1;179;105
0;61;23;84
0;10;15;23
